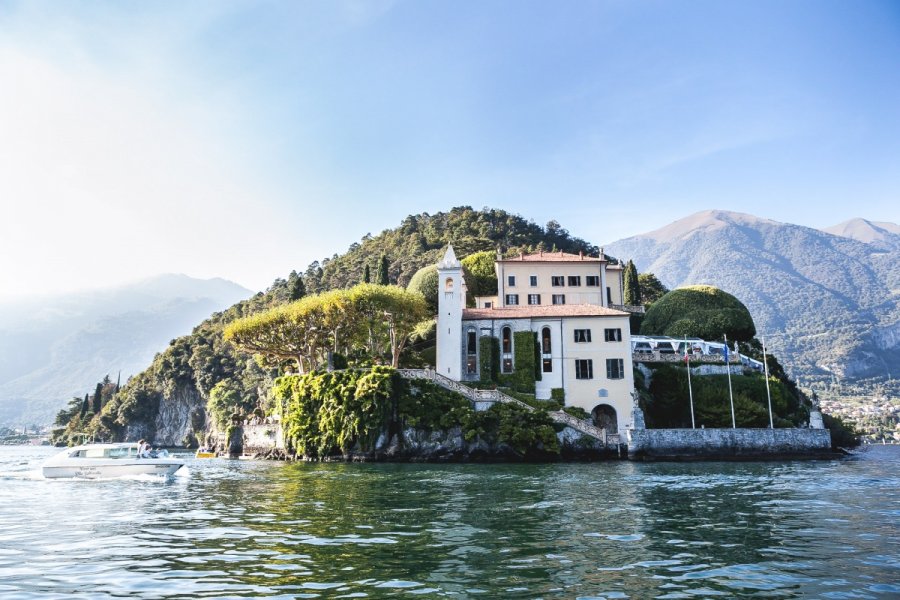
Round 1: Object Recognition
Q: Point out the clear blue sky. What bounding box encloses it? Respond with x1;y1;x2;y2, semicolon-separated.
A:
1;0;898;298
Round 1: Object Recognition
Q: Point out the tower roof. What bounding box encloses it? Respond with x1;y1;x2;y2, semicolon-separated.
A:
437;245;461;269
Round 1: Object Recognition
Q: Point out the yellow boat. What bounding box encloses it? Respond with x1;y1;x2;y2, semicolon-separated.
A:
195;449;216;459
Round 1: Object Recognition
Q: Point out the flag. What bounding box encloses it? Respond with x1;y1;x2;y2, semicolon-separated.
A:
723;343;729;364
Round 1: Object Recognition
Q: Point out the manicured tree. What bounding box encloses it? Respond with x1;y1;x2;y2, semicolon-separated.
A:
406;264;439;313
623;260;641;306
641;285;756;341
376;254;390;285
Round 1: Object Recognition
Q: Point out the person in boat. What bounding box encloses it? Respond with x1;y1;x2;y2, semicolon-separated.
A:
138;439;151;458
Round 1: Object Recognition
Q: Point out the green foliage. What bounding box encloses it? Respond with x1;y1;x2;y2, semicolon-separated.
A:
207;380;246;430
376;254;390;285
623;260;641;306
467;403;560;456
641;285;756;341
225;283;429;370
563;406;590;420
479;336;499;384
397;378;473;432
512;331;536;393
550;388;565;403
287;270;306;301
638;272;668;306
533;332;541;382
461;250;498;302
406;264;440;313
276;367;395;457
822;413;861;449
644;364;801;428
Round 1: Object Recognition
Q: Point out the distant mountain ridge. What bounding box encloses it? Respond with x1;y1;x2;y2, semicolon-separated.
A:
605;210;900;389
0;275;252;426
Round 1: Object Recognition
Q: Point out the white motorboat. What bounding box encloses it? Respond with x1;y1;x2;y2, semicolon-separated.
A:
42;442;184;479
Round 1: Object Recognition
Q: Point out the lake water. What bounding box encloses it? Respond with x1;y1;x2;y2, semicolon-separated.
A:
1;445;898;599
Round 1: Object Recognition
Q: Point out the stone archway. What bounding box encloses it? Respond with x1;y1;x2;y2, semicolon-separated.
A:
592;404;618;435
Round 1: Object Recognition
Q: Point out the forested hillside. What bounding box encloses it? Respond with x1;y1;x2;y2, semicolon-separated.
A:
53;207;604;444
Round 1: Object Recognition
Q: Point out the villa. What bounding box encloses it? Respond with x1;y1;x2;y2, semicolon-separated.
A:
436;246;637;435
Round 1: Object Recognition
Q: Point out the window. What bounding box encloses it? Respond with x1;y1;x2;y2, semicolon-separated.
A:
445;277;454;291
528;294;541;305
501;327;512;353
467;330;477;354
604;328;622;342
575;359;593;379
483;301;492;308
502;357;513;373
541;327;552;373
466;329;477;374
574;329;591;343
529;275;538;287
586;275;600;287
505;294;519;305
568;275;581;286
607;287;612;304
551;276;565;287
508;275;516;287
606;358;624;379
552;294;566;305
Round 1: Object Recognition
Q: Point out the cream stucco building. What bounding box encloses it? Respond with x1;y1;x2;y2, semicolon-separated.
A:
436;246;635;435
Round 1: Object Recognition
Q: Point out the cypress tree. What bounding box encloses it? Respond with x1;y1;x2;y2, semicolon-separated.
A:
93;382;103;414
80;393;90;418
362;264;371;284
376;254;390;285
624;260;641;306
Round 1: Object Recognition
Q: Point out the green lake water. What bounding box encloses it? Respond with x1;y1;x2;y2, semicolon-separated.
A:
1;445;898;598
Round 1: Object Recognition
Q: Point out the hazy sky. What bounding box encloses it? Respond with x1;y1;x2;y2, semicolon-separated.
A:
2;0;898;300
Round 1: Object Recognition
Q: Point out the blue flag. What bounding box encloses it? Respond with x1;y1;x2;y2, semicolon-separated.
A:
723;343;729;363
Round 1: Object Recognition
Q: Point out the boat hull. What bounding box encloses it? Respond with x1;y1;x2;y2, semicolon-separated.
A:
42;460;184;479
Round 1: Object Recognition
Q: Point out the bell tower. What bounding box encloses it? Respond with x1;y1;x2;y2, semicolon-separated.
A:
436;245;464;380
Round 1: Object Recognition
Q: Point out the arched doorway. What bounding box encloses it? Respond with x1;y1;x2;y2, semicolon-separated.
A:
592;404;618;434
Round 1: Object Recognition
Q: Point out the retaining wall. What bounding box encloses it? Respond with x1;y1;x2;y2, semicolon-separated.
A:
626;427;833;460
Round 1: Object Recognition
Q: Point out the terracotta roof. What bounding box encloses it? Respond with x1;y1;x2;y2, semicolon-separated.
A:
463;304;629;320
497;251;606;263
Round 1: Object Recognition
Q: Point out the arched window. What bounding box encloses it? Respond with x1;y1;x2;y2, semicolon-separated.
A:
541;326;552;373
445;277;454;292
501;326;513;373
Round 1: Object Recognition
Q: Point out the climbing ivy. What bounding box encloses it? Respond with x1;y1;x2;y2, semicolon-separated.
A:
511;331;536;393
479;336;499;384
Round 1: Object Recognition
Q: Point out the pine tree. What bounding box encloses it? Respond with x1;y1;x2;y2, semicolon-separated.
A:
376;254;390;285
623;260;641;306
288;270;306;301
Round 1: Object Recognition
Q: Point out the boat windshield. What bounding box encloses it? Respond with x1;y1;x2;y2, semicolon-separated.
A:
69;446;137;459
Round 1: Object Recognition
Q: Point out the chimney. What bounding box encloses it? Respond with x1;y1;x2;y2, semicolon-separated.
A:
579;250;584;260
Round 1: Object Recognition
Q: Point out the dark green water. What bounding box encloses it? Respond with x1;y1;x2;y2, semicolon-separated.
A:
1;445;898;598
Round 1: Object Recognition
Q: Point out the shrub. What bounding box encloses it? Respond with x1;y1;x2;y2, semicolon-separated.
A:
641;285;756;341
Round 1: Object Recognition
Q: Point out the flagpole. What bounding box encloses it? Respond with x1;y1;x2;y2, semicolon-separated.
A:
762;335;774;429
685;337;695;429
725;333;736;428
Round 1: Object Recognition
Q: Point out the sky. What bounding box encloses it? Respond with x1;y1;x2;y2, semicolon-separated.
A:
1;0;899;300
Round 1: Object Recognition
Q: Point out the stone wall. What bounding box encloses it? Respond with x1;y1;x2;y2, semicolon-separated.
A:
243;422;283;454
626;427;833;460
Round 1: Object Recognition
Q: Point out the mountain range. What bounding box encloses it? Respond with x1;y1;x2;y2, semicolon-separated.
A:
0;275;252;426
605;211;900;391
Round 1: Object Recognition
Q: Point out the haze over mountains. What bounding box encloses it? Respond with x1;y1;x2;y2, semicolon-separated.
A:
0;275;252;426
605;211;900;391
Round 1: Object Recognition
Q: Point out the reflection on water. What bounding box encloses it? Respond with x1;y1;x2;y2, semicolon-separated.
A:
1;446;898;598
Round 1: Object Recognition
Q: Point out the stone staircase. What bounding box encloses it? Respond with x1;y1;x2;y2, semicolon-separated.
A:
397;369;611;445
